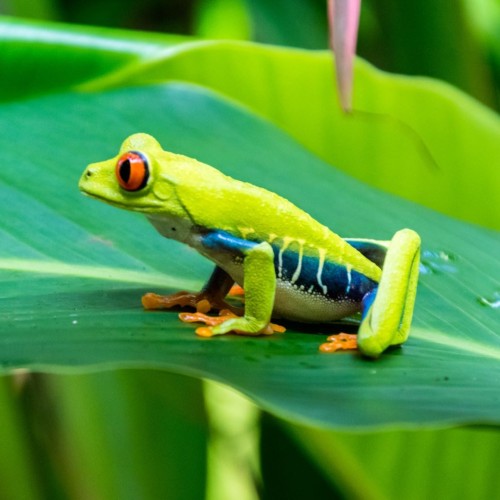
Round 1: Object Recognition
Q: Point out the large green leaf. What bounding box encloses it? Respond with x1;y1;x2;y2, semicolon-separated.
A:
0;80;498;428
0;16;186;101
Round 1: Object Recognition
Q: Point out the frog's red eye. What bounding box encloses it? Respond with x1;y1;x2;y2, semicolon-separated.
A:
115;151;149;191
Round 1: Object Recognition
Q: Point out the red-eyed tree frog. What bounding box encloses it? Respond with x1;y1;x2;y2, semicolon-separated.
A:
79;133;420;358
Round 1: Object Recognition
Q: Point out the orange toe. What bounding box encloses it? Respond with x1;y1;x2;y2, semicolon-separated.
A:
179;311;237;327
196;299;211;313
271;323;286;334
142;292;167;310
195;326;215;337
228;284;245;296
142;291;201;310
319;333;358;353
179;311;214;325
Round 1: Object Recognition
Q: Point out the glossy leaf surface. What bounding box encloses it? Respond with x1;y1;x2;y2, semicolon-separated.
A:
0;80;498;428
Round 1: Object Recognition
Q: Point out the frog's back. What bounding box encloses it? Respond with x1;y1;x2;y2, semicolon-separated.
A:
177;167;381;276
220;178;382;282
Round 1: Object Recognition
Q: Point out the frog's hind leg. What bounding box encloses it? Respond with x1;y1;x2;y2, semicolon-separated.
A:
357;229;421;358
344;238;389;268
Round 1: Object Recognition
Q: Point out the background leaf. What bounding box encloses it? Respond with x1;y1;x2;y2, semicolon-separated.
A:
0;378;42;500
0;16;186;101
244;0;328;49
361;0;496;108
285;419;500;499
46;370;207;500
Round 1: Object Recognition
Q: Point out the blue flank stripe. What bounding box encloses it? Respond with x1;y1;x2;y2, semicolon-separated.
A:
361;288;377;320
201;230;257;255
273;244;377;302
201;230;377;302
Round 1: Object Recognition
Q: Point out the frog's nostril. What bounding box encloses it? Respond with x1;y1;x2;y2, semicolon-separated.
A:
86;169;93;177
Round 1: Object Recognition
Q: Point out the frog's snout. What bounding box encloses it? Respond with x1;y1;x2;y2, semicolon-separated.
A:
79;164;98;194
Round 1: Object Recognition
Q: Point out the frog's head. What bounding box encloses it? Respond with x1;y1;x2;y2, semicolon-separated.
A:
79;133;185;215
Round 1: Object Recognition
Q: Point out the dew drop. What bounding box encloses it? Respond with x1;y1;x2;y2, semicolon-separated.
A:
477;291;500;309
420;249;458;275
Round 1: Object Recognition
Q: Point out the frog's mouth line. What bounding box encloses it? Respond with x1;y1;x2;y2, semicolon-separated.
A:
80;190;159;212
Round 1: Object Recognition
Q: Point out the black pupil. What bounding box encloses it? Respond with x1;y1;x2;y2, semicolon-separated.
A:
119;159;131;183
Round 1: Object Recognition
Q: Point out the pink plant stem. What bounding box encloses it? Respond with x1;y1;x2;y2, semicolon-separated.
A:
328;0;361;112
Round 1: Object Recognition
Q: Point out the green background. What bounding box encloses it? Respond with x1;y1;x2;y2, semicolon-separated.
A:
0;1;499;498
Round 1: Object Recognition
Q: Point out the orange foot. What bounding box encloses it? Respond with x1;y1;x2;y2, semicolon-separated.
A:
179;309;286;337
228;284;245;297
142;292;240;314
319;333;358;353
142;291;209;312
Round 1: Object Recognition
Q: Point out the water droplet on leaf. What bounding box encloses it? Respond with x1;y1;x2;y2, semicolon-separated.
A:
420;249;458;275
477;291;500;309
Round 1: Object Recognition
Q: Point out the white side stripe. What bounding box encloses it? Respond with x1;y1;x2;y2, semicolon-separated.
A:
316;248;328;295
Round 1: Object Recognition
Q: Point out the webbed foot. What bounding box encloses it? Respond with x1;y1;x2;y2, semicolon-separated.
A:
179;309;286;337
142;291;240;314
319;333;358;353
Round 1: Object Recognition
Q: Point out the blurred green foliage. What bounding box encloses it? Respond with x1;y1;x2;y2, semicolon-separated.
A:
0;1;499;499
1;0;499;108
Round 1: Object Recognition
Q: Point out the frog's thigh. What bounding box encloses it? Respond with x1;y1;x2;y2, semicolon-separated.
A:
201;266;235;301
200;231;276;334
357;229;421;358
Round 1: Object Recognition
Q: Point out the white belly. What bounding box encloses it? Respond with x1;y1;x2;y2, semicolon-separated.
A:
273;279;360;322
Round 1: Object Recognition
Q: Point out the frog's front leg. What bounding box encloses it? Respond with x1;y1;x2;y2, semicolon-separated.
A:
195;231;278;337
142;265;236;314
357;228;421;358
